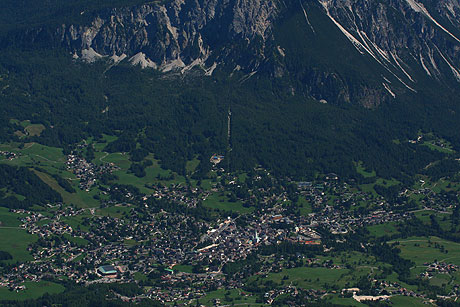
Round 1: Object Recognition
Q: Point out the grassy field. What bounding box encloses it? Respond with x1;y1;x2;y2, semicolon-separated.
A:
22;143;66;163
0;281;65;301
367;222;400;238
360;177;400;197
0;207;25;227
260;267;352;290
33;169;99;208
389;295;427;306
422;141;455;154
198;179;214;190
316;251;379;268
134;272;148;281
24;124;45;137
10;120;46;138
0;141;195;210
185;157;200;175
172;264;193;273
106;154;187;192
61;214;92;232
327;294;365;306
199;289;261;306
431;179;460;194
0;143;69;177
203;193;254;214
102;153;131;170
355;161;376;178
297;196;312;216
413;210;452;231
97;205;131;218
93;134;118;152
62;233;89;246
0;228;37;263
393;236;460;266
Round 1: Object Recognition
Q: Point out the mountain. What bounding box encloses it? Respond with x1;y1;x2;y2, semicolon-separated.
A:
1;0;460;180
5;0;460;107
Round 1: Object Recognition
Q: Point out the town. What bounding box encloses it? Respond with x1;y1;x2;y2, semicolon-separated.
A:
1;159;459;305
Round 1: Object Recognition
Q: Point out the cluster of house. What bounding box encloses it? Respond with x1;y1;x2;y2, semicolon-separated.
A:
264;286;299;304
147;183;200;208
146;271;219;303
66;154;117;191
3;164;459;303
0;150;19;160
422;262;459;276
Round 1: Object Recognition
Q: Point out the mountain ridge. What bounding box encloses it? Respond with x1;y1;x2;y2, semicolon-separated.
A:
3;0;460;107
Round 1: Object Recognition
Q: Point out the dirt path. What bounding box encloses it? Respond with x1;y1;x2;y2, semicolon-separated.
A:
99;152;109;162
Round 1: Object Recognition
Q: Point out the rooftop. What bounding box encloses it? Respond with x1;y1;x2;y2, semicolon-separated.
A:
98;265;117;275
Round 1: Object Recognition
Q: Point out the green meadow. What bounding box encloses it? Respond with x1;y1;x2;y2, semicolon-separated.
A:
203;192;254;214
394;236;460;266
199;288;261;306
258;267;352;290
367;221;400;238
0;281;64;301
0;207;25;227
0;228;37;263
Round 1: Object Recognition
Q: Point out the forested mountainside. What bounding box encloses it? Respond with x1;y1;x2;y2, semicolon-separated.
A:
0;0;460;181
4;0;460;105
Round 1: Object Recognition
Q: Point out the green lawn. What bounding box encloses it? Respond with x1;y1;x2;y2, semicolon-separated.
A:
389;295;427;306
97;205;131;218
199;288;261;307
33;170;99;208
422;141;455;154
0;207;25;227
93;134;118;152
316;251;378;268
172;264;193;273
327;294;365;306
430;179;460;194
383;272;418;291
0;228;37;263
134;272;148;281
356;161;376;178
109;155;186;193
297;196;312;215
101;153;131;170
22;143;66;163
72;252;86;263
413;210;452;231
367;222;400;237
359;177;400;197
198;179;213;190
429;273;451;287
24;124;45;137
0;143;69;176
61;215;92;232
393;236;460;266
261;267;352;290
0;281;65;301
203;193;254;214
62;233;89;246
238;173;248;183
186;157;200;174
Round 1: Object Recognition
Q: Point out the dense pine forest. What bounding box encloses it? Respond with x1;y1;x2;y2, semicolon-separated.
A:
0;47;458;184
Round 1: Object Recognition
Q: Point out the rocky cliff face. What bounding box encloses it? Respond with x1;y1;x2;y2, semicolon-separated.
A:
26;0;460;106
317;0;460;87
56;0;278;73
